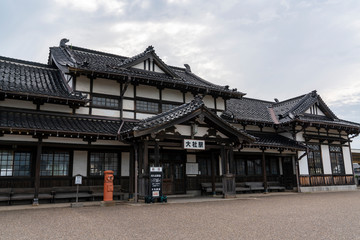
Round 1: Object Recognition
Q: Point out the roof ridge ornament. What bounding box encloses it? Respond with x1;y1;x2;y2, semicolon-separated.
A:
60;38;69;48
184;64;191;73
145;45;154;53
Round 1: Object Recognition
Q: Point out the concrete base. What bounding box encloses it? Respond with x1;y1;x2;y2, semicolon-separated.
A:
100;200;116;207
71;202;84;208
300;185;357;193
186;190;201;196
223;193;236;199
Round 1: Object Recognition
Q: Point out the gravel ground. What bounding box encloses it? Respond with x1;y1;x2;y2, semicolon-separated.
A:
1;191;360;240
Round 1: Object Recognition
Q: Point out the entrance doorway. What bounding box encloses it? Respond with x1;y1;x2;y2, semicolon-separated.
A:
282;157;295;189
150;150;186;195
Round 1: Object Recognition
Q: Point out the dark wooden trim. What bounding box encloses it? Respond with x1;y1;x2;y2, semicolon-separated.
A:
33;138;42;202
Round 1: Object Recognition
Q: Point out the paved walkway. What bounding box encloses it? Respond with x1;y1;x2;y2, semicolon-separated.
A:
1;191;360;239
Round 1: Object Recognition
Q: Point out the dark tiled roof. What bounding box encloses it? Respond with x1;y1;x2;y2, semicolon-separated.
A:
119;96;204;136
119;96;255;142
0;108;120;137
224;91;360;131
247;132;307;150
0;56;86;101
49;42;244;98
223;98;274;123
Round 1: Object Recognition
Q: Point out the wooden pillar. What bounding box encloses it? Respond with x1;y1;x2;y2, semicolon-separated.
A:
262;149;268;193
221;145;227;175
229;147;234;174
134;143;138;203
33;138;42;205
211;152;216;196
129;144;135;200
154;140;160;166
143;141;149;174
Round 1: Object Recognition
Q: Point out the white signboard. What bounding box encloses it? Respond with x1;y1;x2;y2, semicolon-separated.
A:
184;139;205;150
75;175;82;185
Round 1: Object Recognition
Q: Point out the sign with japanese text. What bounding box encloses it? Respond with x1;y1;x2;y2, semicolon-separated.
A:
75;175;82;185
184;139;205;150
150;167;163;198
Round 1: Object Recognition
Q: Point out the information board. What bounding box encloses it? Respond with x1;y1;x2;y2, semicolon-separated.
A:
184;139;205;150
150;167;163;198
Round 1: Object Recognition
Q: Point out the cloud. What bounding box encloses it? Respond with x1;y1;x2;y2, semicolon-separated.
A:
53;0;126;14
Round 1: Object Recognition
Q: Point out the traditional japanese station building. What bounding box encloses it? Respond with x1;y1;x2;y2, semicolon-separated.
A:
1;39;359;203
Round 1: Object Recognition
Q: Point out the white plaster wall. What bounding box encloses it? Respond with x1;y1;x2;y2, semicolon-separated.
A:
0;135;37;142
92;108;120;118
123;111;135;119
76;107;89;115
41;103;72;113
241;148;262;153
216;131;228;139
136;85;159;99
217;111;223;117
73;151;88;177
162;89;183;102
203;95;215;109
185;92;194;103
76;75;90;92
296;132;305;142
93;78;120;96
136;112;155;120
0;99;36;110
321;145;332;174
343;146;353;174
123;84;134;98
175;125;191;136
298;151;309;175
133;62;144;70
154;64;164;73
43;137;87;144
195;127;208;137
121;152;130;176
216;98;225;110
123;99;134;110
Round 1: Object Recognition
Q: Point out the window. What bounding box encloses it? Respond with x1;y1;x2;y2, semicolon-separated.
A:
329;145;345;174
197;156;218;176
136;100;159;113
235;159;246;176
92;96;119;108
90;152;119;176
40;151;70;176
162;103;179;112
266;157;279;175
0;150;31;177
307;144;323;175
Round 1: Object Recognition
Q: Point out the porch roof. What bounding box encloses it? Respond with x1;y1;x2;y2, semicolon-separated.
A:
0;108;120;140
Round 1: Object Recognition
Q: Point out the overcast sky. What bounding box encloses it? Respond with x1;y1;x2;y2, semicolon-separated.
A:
1;0;360;148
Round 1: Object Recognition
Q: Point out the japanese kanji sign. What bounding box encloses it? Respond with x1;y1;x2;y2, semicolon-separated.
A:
183;139;205;150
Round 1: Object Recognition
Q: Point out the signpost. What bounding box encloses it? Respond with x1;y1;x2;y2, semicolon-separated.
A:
150;167;162;200
71;175;83;208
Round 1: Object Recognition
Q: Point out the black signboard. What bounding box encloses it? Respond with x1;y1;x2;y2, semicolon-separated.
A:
150;167;163;198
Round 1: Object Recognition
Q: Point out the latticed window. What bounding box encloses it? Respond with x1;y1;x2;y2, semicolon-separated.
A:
0;150;31;177
90;152;119;176
329;145;345;174
266;157;279;175
235;159;246;176
162;103;179;112
40;151;69;176
92;96;119;108
307;144;323;175
247;159;262;175
136;100;159;113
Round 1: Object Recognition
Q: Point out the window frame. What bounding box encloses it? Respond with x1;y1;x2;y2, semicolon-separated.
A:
307;143;323;175
91;94;120;110
0;150;32;177
329;145;345;175
40;150;71;177
89;151;120;176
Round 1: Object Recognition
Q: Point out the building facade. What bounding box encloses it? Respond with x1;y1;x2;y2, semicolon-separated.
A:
1;39;359;204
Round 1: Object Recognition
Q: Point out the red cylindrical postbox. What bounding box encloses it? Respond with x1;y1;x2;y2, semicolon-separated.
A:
104;170;114;202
